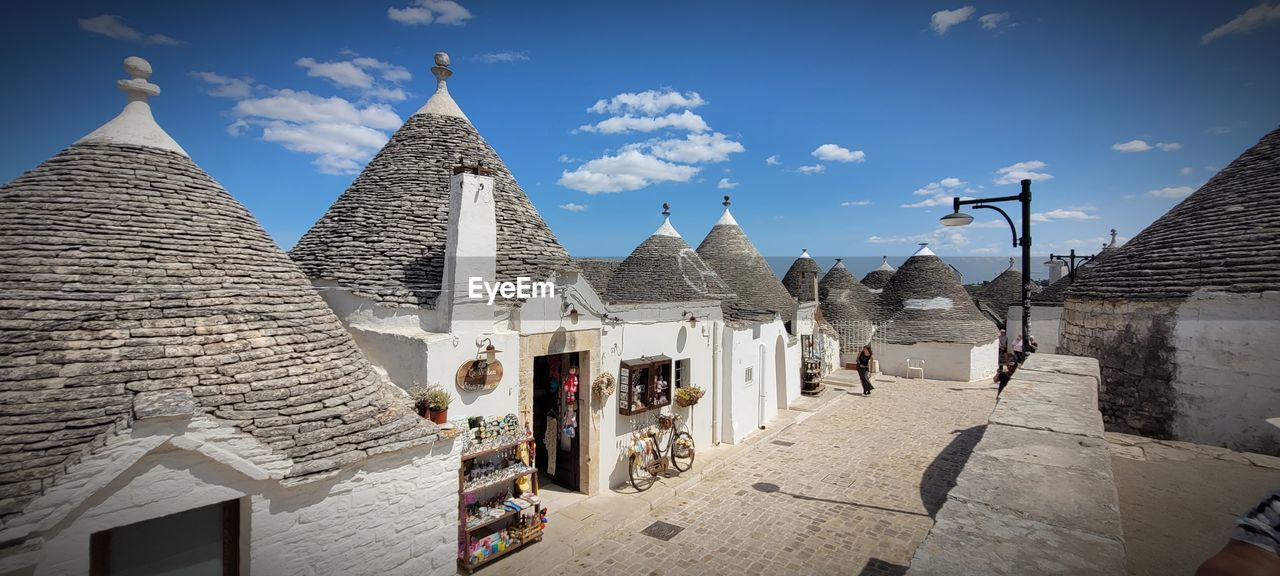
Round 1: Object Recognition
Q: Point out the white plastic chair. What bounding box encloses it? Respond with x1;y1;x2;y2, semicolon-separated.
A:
906;358;925;379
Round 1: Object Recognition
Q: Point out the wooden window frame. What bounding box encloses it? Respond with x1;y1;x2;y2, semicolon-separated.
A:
618;356;672;416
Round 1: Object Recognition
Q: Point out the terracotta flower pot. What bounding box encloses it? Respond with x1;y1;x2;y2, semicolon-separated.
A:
417;405;430;418
429;408;448;424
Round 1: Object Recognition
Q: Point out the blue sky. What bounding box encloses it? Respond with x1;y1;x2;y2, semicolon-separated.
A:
3;1;1278;271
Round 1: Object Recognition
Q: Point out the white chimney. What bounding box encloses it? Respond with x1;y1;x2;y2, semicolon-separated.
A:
440;165;497;331
1046;259;1066;283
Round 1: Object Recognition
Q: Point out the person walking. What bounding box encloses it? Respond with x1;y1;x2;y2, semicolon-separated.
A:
1012;334;1025;365
994;362;1014;394
997;329;1008;364
856;345;875;396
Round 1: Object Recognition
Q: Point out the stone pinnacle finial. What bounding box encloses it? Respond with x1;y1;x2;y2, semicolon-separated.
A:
723;195;731;208
119;56;160;102
662;202;671;217
1109;228;1117;245
432;51;453;82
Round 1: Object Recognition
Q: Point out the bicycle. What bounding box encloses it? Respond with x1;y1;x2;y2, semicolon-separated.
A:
627;413;695;492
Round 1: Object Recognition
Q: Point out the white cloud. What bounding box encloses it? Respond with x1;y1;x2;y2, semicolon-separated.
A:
1156;142;1182;151
1202;3;1280;44
931;6;975;34
1148;186;1196;199
811;144;866;163
473;51;530;64
647;132;745;163
901;193;958;208
979;12;1011;29
1180;167;1194;175
1112;139;1153;152
294;56;410;101
578;110;709;134
841;200;871;207
766;155;782;166
907;178;966;205
797;164;826;175
557;150;699;194
1209;126;1232;135
994;160;1053;184
559;203;588;212
227;89;403;175
587;90;705;115
868;228;971;250
387;0;473;25
939;177;964;188
189;72;255;99
1031;209;1099;222
558;154;581;163
717;178;739;189
78;14;181;45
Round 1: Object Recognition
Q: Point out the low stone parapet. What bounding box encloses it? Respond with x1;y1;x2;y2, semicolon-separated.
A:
906;354;1126;575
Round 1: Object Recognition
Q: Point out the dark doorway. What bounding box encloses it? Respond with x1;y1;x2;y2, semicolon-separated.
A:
533;352;581;491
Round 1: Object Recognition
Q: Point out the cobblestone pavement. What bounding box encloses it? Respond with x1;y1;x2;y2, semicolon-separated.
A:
545;374;997;576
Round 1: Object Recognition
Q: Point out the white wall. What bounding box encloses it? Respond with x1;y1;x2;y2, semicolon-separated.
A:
6;417;461;576
1006;305;1064;354
719;320;792;444
1171;291;1280;454
876;339;999;382
595;303;718;489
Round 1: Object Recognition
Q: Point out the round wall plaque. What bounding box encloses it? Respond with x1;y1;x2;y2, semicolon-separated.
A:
456;359;503;392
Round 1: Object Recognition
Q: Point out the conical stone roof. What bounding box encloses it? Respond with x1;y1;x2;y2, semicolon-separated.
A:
0;58;433;526
861;257;896;290
877;245;998;344
696;197;797;322
781;249;822;302
817;260;878;348
606;205;733;304
976;259;1041;325
1069;128;1280;300
290;53;571;309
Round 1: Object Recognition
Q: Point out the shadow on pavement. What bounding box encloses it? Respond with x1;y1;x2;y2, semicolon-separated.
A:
858;557;909;575
919;425;987;517
750;482;929;518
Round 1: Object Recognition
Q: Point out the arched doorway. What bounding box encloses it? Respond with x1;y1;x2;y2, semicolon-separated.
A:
775;334;788;410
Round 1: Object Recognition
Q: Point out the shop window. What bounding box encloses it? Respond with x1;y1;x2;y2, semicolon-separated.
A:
91;499;241;576
674;358;690;389
618;356;672;415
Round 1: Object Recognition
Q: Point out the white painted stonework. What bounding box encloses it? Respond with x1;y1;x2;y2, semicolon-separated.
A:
718;320;798;444
1171;290;1280;453
75;57;188;156
1;416;460;576
903;297;953;311
441;170;497;332
875;339;999;382
415;53;470;121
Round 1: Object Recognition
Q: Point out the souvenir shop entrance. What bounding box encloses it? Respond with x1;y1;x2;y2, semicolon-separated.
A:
532;352;582;492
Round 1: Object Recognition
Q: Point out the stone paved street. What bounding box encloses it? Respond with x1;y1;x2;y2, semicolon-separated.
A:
538;373;997;576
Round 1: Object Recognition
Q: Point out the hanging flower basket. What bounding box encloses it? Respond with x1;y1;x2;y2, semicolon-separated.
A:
592;372;615;398
675;386;704;408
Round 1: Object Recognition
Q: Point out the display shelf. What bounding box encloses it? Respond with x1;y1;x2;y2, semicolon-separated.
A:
462;434;534;459
465;508;517;532
463;464;535;494
462;528;541;573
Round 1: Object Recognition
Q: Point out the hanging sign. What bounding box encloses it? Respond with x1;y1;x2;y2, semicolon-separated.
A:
456;359;503;391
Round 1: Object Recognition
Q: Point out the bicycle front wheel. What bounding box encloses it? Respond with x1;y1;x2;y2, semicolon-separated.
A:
629;453;658;492
670;431;695;472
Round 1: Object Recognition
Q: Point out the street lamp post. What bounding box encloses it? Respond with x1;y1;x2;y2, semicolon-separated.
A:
940;179;1033;350
1049;249;1096;282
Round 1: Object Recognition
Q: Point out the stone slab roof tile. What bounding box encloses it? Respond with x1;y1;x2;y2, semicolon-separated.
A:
696;216;797;322
781;252;822;302
876;252;998;344
1068;127;1280;300
573;258;621;299
0;143;435;528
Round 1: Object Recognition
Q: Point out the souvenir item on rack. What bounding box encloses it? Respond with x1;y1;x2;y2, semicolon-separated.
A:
564;366;579;403
592;371;615;398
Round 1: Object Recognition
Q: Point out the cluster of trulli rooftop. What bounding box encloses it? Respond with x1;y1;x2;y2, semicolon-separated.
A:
2;49;1277;575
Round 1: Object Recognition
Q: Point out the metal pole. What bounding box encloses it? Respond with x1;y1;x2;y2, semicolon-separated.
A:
1020;179;1032;350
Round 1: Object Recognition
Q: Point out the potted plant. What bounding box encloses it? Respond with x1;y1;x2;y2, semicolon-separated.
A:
424;385;453;424
410;387;432;418
675;386;704;408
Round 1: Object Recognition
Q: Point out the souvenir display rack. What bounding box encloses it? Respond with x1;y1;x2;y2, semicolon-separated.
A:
801;358;825;396
458;414;544;572
618;356;673;416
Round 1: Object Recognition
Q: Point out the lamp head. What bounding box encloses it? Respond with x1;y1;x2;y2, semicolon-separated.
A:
939;211;974;227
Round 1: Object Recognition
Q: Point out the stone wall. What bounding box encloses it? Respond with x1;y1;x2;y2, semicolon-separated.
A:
1059;298;1179;440
907;354;1126;575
